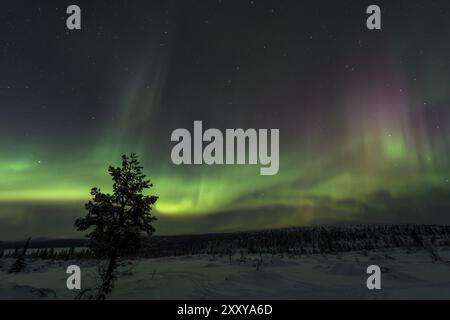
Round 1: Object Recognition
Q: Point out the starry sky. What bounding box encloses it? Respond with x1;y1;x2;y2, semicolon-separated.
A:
1;0;450;240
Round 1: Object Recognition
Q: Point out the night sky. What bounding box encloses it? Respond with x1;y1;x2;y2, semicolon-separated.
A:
1;0;450;240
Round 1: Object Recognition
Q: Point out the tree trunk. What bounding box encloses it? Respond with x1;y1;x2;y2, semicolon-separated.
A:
97;249;117;300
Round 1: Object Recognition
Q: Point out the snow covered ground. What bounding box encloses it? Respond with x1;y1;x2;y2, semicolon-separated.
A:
1;247;450;300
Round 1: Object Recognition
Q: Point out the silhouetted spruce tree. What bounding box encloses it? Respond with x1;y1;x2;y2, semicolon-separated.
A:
8;237;31;273
75;153;158;300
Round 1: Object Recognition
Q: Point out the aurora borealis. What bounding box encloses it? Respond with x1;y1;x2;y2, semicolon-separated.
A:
1;0;449;240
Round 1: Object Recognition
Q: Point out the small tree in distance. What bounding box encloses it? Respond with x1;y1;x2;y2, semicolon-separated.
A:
75;153;158;299
8;237;31;273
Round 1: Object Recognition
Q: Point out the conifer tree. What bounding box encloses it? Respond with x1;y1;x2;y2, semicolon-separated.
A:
9;237;31;273
75;153;158;299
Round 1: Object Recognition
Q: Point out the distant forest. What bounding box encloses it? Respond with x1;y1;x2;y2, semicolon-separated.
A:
1;224;450;260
